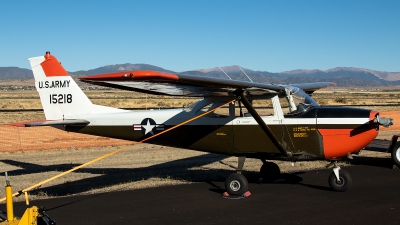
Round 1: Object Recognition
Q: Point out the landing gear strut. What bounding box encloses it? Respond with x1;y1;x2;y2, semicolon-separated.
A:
328;162;352;192
225;156;249;196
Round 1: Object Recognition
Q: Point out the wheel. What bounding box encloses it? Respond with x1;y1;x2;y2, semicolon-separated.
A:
328;169;352;192
391;142;400;168
225;173;248;196
260;162;281;180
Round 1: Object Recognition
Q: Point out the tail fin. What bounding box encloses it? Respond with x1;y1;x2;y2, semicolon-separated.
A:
29;52;111;120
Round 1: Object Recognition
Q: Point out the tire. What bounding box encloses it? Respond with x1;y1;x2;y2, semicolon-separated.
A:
225;173;249;196
328;169;352;192
391;142;400;168
260;162;281;180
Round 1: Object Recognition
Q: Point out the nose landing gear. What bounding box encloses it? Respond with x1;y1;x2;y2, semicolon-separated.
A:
328;162;352;192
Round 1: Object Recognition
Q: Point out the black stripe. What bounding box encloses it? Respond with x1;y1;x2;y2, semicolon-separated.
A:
316;107;371;118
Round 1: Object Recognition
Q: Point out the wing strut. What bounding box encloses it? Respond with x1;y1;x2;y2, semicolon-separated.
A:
235;89;292;157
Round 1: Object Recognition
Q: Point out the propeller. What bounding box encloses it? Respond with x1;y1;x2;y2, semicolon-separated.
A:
374;115;394;128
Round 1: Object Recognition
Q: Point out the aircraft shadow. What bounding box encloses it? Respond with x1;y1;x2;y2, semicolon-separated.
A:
207;171;306;194
1;157;339;196
0;154;235;196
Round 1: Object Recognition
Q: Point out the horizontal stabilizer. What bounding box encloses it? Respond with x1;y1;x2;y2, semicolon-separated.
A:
23;119;90;127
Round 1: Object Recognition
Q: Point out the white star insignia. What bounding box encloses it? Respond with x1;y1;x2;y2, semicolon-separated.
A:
142;119;155;135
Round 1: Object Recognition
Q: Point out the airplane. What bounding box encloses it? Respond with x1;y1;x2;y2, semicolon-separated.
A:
24;51;393;196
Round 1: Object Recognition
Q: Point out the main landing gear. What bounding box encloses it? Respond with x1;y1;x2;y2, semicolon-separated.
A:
260;160;280;181
225;173;249;196
225;157;249;196
224;157;282;196
327;162;352;192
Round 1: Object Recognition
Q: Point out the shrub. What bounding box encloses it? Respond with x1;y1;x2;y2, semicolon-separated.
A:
335;98;347;104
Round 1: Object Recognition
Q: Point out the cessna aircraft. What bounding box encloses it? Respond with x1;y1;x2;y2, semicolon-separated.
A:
25;52;393;196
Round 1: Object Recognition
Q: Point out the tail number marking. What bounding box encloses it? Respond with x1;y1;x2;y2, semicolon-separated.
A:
50;94;72;104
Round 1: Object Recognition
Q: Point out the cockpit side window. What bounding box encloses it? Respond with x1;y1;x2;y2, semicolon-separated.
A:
233;98;277;117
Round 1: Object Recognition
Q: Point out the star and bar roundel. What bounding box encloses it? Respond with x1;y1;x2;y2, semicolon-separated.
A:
133;118;165;136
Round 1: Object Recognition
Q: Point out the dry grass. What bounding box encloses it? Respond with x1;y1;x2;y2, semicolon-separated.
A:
1;88;400;123
2;87;400;110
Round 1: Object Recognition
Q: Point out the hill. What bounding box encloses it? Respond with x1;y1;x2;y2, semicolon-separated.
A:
70;63;174;75
182;66;400;86
0;67;33;79
1;65;400;87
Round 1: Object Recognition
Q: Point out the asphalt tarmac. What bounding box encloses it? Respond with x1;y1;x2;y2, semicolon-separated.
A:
6;162;400;225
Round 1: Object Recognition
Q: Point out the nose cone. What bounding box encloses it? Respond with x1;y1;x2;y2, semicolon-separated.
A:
319;109;379;160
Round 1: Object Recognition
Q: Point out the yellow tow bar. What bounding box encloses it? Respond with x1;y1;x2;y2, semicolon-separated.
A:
0;172;53;225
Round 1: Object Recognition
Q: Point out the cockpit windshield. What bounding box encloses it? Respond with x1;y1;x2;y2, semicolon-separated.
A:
287;86;319;113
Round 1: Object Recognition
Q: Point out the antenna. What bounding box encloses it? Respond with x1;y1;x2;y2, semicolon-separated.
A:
239;66;253;82
218;67;232;80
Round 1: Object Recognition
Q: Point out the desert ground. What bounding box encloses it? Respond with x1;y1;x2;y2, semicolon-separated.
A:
0;86;400;202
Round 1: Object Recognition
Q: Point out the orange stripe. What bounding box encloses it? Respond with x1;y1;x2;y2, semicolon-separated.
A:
80;70;179;81
41;52;69;77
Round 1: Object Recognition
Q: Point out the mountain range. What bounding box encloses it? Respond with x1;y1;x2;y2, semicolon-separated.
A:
1;64;400;86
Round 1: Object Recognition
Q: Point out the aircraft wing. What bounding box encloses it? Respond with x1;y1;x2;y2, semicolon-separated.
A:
79;70;335;97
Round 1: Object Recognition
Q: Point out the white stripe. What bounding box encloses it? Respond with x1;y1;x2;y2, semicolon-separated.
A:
317;118;369;125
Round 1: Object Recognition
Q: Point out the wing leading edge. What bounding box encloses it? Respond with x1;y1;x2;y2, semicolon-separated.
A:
79;70;335;97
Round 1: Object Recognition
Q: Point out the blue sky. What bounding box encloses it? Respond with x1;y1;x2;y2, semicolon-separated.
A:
1;0;399;72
